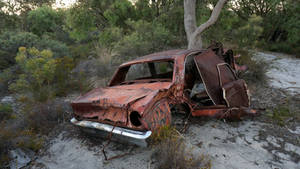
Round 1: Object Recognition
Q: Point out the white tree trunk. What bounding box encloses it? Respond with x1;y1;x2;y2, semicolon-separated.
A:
184;0;227;49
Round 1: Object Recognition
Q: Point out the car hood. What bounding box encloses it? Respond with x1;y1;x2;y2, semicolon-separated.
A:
72;82;172;108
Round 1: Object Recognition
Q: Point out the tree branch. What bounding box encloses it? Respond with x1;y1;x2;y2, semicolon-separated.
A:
188;0;227;49
191;0;227;39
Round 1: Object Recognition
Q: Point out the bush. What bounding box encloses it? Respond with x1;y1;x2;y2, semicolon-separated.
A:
234;15;263;48
98;27;123;50
9;47;57;102
69;43;93;60
234;49;267;85
66;5;98;41
0;68;15;94
0;123;44;168
114;20;176;58
37;36;69;58
0;31;70;70
9;47;74;102
24;99;70;134
27;6;63;36
103;0;136;28
151;126;211;169
54;56;75;96
263;42;300;57
0;103;13;122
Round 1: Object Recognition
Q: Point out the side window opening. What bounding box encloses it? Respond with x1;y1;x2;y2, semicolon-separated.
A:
184;55;213;106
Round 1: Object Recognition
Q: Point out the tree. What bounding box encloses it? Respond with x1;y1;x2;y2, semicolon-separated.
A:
27;6;63;36
184;0;227;49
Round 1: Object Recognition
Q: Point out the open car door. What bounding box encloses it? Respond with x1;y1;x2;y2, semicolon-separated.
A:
193;49;249;108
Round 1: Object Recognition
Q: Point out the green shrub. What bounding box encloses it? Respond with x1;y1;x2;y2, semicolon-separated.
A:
9;47;57;102
66;5;98;41
69;43;93;60
103;0;137;28
24;100;67;134
0;32;39;54
115;20;176;58
27;6;63;36
0;68;15;94
263;42;300;57
0;31;70;69
37;36;69;58
266;102;299;126
0;122;44;168
54;56;75;96
98;27;123;50
0;103;13;122
150;125;179;145
234;15;263;48
9;46;77;101
234;49;267;85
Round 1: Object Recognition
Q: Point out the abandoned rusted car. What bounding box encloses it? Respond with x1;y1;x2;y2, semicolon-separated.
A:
70;45;254;146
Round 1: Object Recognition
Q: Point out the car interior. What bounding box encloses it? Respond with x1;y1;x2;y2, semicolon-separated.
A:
184;54;214;106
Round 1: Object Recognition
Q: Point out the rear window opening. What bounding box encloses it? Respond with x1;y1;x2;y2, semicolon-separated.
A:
126;61;174;81
111;60;174;86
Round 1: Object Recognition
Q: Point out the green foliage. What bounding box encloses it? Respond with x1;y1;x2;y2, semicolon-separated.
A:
104;0;136;28
0;50;13;70
135;0;154;21
66;5;98;41
69;43;93;60
115;20;175;58
234;15;263;48
54;56;75;96
27;6;63;36
98;27;123;50
0;103;14;122
266;103;298;126
0;124;44;167
0;32;39;55
150;125;179;144
235;49;267;84
0;32;69;70
9;47;57;102
37;35;69;58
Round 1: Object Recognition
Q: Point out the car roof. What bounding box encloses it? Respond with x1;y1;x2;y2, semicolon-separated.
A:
120;49;202;67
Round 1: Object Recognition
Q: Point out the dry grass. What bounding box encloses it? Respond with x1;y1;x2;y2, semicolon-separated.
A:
151;126;211;169
92;44;120;86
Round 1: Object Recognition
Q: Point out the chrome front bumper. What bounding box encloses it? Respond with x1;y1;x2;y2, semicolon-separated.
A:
70;118;152;147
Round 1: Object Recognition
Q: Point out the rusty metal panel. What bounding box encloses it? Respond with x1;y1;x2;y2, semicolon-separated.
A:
222;79;250;107
193;49;227;105
193;49;250;108
141;99;171;131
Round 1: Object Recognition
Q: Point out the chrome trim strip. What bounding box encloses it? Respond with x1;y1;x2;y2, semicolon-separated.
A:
70;118;152;146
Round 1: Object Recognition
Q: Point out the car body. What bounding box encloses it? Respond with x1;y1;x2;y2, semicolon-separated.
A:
70;45;254;146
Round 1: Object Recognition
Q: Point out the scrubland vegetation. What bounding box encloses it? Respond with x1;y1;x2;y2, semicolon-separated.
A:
0;0;299;167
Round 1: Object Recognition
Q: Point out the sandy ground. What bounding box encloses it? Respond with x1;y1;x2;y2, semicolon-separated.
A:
29;51;300;169
253;51;300;96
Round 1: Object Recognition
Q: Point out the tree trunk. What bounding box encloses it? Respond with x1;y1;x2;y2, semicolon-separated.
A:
184;0;227;49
